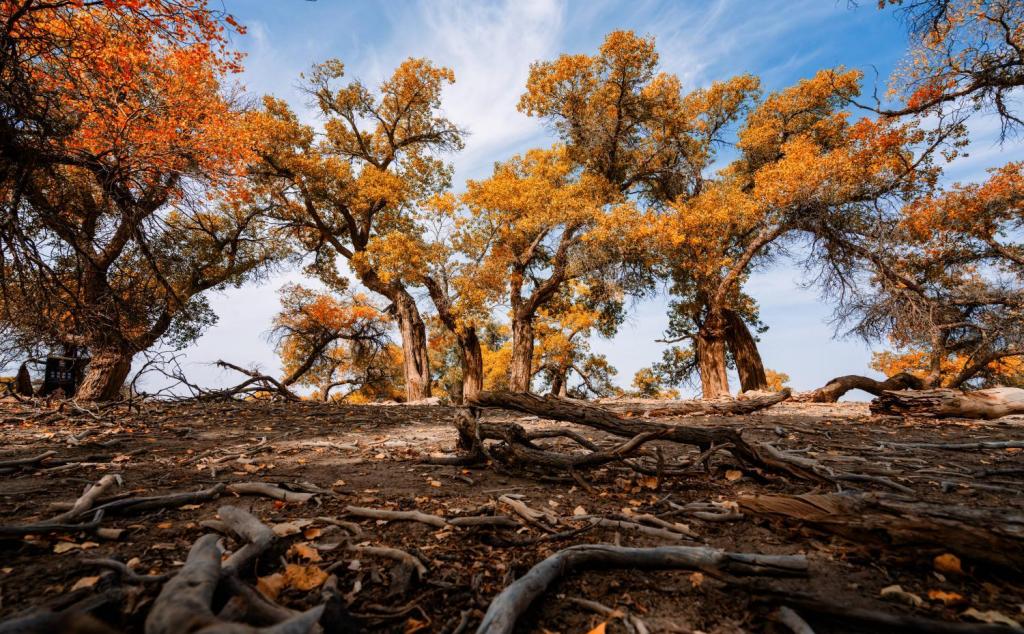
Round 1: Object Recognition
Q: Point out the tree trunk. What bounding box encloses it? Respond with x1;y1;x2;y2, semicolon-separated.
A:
509;316;535;393
724;310;767;392
697;312;729;399
548;367;568;397
597;390;790;417
739;491;1024;573
77;348;134;401
392;293;431;401
15;363;33;396
460;327;484;401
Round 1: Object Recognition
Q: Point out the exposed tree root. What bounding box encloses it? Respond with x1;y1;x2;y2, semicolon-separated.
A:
476;544;808;634
145;530;324;634
454;391;826;482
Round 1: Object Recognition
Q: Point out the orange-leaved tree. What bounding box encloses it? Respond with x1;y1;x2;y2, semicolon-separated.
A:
460;146;643;392
875;0;1024;135
271;284;395;400
658;68;935;397
836;161;1024;389
251;59;463;401
0;1;281;400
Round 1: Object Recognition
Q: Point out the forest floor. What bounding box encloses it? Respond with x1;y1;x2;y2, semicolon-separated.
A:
0;397;1022;633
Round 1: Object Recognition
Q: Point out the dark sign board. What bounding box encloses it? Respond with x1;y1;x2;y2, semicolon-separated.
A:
42;356;88;396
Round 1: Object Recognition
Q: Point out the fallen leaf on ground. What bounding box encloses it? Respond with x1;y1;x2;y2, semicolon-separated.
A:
934;553;963;575
289;542;322;562
928;590;966;606
283;563;327;590
586;622;607;634
303;527;322;539
272;520;311;537
257;573;285;601
70;576;100;591
404;617;430;634
573;506;587;516
689;572;705;588
53;541;98;554
725;470;743;482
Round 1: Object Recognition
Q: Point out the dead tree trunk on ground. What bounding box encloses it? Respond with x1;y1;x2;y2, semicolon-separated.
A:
739;491;1024;573
597;390;790;418
870;387;1024;419
793;373;923;403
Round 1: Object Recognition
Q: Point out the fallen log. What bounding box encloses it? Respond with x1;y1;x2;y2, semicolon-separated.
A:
596;389;790;417
464;391;825;482
870;387;1024;419
476;544;808;634
738;492;1024;572
792;373;923;403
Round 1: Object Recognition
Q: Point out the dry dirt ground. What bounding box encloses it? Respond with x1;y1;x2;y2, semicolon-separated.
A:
0;397;1022;633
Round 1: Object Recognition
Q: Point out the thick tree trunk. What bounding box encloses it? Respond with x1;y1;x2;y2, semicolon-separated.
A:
870;387;1024;419
794;373;923;403
460;327;484;401
740;491;1024;573
15;363;33;396
547;367;569;397
724;310;767;392
392;293;431;401
509;316;535;393
696;316;729;399
77;348;134;401
597;389;790;417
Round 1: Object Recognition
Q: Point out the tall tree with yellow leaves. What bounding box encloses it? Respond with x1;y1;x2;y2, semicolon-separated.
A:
461;146;643;392
250;59;463;401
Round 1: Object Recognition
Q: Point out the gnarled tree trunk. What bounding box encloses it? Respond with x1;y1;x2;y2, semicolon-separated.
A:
697;310;730;398
725;310;767;392
460;327;484;401
15;362;33;396
508;316;534;393
77;348;134;401
392;292;431;401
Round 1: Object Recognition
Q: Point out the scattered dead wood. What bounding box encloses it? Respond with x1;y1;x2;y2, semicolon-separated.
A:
194;360;300;402
226;482;314;504
0;450;57;472
739;492;1024;572
793;373;923;403
476;544;808;634
344;505;448;528
871;387;1024;419
52;474;122;523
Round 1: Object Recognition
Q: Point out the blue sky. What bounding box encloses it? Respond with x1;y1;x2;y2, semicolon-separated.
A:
172;0;1022;398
